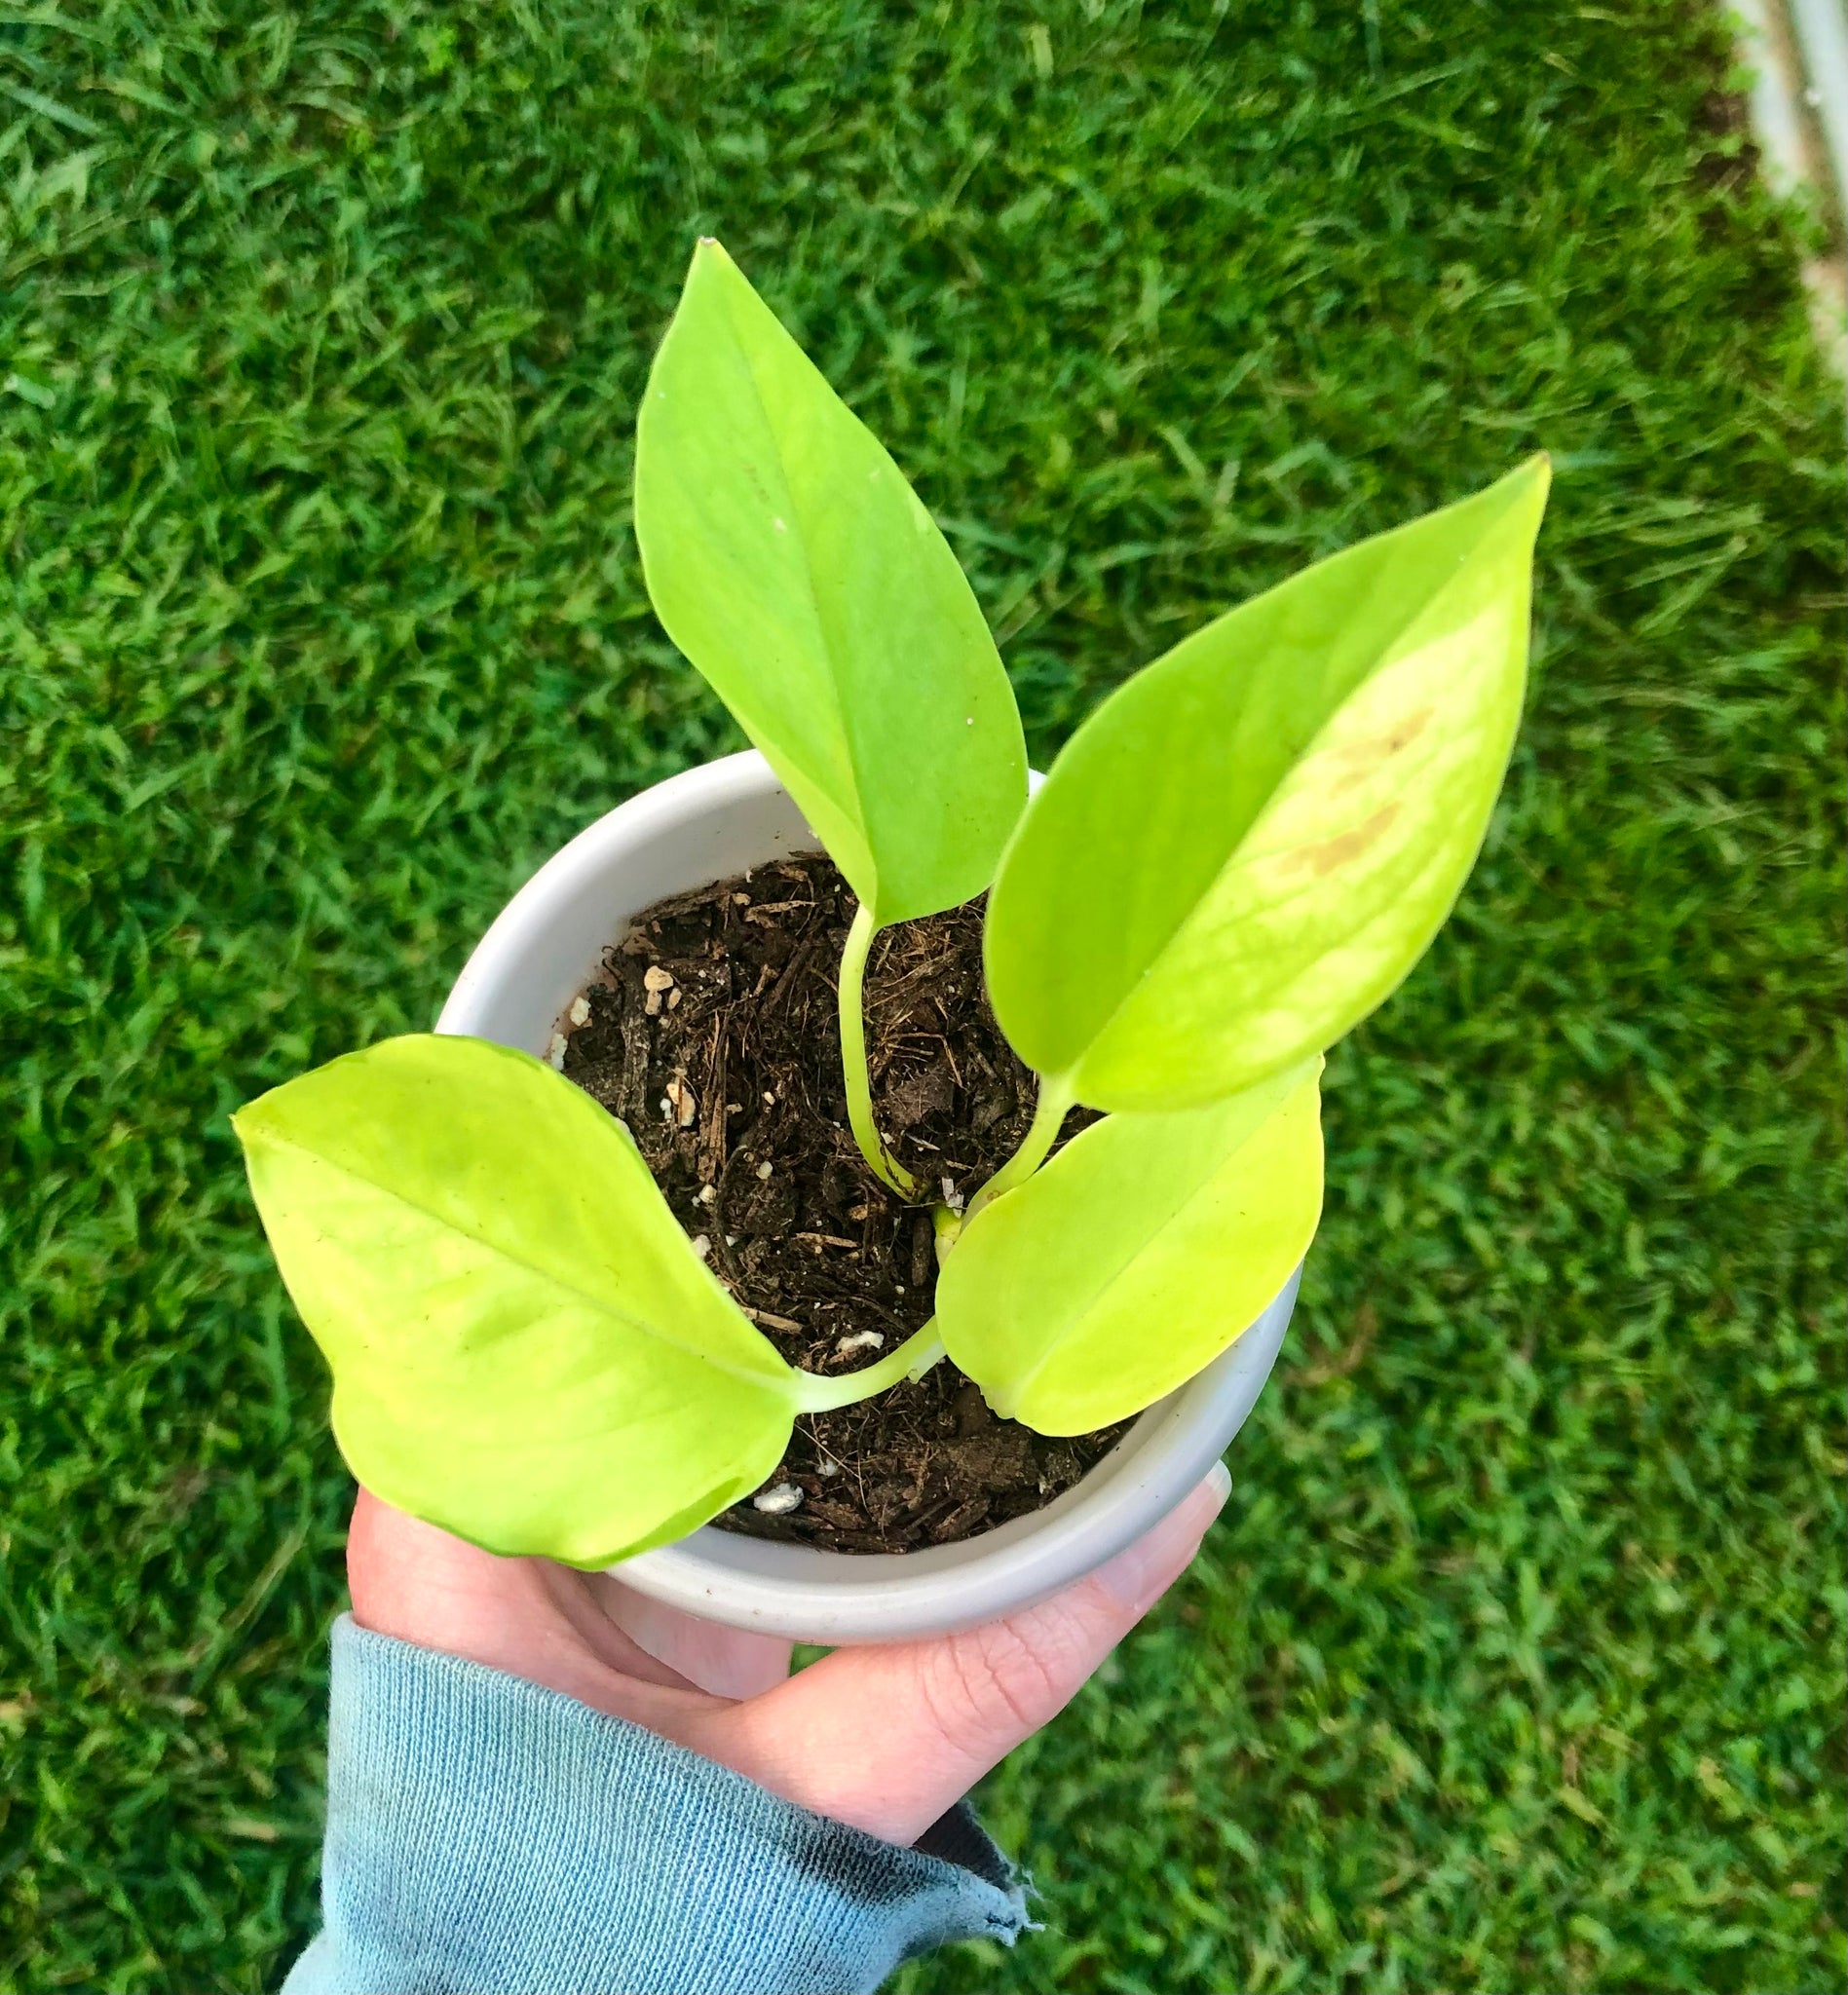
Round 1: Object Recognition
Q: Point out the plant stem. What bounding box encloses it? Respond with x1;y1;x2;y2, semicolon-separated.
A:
965;1071;1075;1220
787;1320;946;1412
838;901;916;1197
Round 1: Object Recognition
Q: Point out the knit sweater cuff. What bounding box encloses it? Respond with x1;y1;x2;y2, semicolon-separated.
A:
283;1615;1027;1995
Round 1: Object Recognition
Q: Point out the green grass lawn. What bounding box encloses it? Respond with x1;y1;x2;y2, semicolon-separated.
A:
3;2;1842;1988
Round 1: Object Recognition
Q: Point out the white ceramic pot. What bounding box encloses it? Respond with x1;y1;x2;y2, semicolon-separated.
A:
437;750;1299;1643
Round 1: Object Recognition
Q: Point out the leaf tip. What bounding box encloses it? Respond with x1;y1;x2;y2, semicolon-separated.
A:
1512;448;1553;515
1488;450;1552;549
228;1093;270;1148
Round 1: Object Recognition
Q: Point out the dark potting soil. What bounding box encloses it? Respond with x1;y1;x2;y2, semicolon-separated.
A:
557;852;1125;1554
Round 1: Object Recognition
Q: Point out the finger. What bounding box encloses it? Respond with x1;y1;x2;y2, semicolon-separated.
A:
589;1573;795;1699
698;1464;1231;1843
346;1488;711;1708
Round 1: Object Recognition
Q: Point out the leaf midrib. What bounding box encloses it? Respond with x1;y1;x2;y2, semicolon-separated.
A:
726;273;879;907
249;1125;795;1399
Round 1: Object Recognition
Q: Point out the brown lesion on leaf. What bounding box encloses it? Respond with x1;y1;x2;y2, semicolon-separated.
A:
1325;705;1435;793
1288;801;1400;878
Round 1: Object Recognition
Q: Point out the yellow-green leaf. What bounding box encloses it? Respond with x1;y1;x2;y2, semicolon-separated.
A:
936;1061;1324;1433
634;240;1026;926
984;457;1550;1110
233;1035;798;1566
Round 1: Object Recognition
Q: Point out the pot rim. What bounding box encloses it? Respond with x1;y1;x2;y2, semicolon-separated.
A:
436;750;1298;1642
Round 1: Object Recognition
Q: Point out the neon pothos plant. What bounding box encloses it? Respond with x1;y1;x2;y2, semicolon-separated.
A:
235;240;1550;1567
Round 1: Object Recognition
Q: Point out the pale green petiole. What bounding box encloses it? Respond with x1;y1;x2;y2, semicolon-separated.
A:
965;1071;1075;1221
838;902;917;1197
786;1319;946;1412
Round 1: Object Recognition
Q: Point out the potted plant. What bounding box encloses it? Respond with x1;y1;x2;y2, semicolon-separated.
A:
235;240;1548;1642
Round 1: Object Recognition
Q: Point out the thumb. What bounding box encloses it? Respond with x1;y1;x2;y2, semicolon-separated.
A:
698;1464;1231;1845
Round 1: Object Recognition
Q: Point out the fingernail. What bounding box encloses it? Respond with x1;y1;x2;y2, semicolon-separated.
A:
1095;1467;1230;1614
1094;1540;1160;1611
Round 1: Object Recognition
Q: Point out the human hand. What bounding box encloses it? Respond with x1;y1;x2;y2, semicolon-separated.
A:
346;1466;1230;1848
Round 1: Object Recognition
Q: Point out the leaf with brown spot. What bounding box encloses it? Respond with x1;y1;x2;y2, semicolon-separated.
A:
985;456;1550;1110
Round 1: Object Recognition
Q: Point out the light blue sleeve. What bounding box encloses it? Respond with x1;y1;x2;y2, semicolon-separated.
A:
282;1615;1029;1995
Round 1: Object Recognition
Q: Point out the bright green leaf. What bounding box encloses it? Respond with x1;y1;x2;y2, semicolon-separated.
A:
984;456;1550;1110
634;239;1027;926
936;1061;1324;1433
232;1034;800;1567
